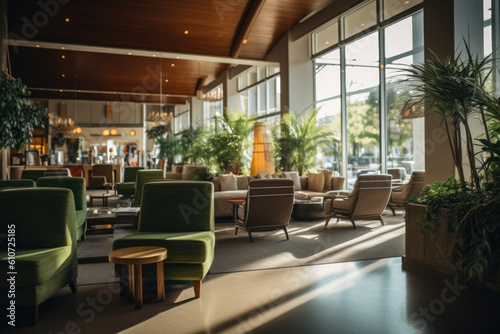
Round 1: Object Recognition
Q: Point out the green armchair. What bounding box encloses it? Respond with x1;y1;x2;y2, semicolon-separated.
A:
21;169;46;184
116;166;145;198
113;181;215;298
38;176;87;241
0;188;78;324
131;169;164;207
0;179;36;188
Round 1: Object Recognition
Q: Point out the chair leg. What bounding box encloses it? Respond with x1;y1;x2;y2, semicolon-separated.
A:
235;227;238;235
283;227;289;240
324;216;332;228
69;279;78;293
379;216;385;226
389;205;396;216
193;280;201;298
350;219;356;229
247;231;253;243
31;305;39;325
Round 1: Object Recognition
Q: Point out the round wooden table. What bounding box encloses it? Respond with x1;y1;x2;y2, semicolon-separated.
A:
109;246;168;309
227;199;245;224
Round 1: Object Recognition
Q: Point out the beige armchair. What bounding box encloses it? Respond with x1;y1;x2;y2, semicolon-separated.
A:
235;179;295;242
324;174;392;229
387;171;426;215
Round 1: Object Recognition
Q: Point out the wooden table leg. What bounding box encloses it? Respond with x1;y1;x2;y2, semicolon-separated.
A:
156;262;165;302
127;264;134;301
134;264;143;309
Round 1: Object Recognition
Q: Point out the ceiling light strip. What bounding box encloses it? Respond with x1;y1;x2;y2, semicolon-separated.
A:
8;39;279;67
28;87;190;98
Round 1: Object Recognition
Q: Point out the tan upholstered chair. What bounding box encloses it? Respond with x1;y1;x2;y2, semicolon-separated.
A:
387;171;426;215
324;174;392;229
90;164;114;189
236;179;295;242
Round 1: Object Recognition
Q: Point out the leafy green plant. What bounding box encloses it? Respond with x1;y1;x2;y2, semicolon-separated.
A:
156;134;181;171
178;127;206;164
51;133;66;148
0;72;47;150
274;108;337;175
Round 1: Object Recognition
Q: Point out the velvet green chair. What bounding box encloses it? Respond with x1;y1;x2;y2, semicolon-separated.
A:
38;176;87;241
0;188;78;324
116;166;145;198
113;181;215;298
0;179;36;188
131;169;164;207
21;169;46;184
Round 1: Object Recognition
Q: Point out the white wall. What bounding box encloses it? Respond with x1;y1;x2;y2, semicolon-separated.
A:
288;33;314;115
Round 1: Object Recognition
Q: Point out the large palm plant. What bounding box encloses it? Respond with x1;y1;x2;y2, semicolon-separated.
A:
275;109;336;175
402;43;492;189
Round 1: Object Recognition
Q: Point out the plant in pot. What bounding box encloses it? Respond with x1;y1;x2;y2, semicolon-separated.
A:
273;108;337;175
401;43;500;285
0;72;47;174
207;110;255;174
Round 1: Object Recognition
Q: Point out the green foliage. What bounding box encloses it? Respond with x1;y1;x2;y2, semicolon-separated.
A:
274;109;338;175
177;127;206;164
156;134;181;169
51;133;66;148
206;110;255;174
0;72;47;150
146;125;168;140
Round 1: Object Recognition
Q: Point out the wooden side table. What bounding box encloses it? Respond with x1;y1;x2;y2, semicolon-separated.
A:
109;246;167;309
227;199;245;224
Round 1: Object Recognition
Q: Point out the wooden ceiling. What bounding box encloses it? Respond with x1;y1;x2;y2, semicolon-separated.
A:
6;0;334;104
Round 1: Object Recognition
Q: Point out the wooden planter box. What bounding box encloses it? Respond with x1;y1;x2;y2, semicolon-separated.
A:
404;203;500;290
403;203;457;275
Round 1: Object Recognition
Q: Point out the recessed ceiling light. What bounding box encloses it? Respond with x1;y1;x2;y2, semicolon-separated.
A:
184;30;189;35
35;44;40;48
325;41;330;45
176;56;180;59
243;39;248;44
62;74;65;77
127;52;132;55
65;18;70;22
61;46;65;50
61;55;65;59
59;89;63;92
165;79;168;82
171;63;175;67
152;54;156;57
361;23;366;27
404;0;410;4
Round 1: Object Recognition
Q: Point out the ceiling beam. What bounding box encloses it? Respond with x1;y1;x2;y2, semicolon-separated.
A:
230;0;267;58
8;39;279;67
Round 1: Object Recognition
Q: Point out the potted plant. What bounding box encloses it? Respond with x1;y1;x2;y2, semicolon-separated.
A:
273;108;338;175
402;43;500;285
0;72;47;175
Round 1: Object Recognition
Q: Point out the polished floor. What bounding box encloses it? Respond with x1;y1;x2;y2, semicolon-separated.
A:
4;257;500;333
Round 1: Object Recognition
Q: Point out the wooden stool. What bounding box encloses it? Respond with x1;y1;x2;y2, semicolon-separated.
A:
109;246;167;309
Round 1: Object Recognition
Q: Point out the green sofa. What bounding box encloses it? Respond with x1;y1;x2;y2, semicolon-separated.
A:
131;169;164;207
116;166;144;198
113;181;215;298
38;176;87;241
0;188;78;324
0;179;36;188
21;169;46;184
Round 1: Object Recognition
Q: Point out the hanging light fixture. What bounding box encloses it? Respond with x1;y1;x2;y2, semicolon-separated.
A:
250;122;275;175
74;127;82;134
129;130;136;136
110;128;118;136
102;129;110;136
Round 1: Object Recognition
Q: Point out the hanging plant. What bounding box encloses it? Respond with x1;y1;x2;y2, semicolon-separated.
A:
146;124;168;140
51;133;66;148
0;72;47;150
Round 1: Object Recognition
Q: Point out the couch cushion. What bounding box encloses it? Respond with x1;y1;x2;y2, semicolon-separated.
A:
220;174;238;191
113;231;215;264
236;176;250;190
307;172;324;192
181;165;199;180
0;246;72;287
297;190;326;200
257;173;272;179
212;177;221;191
322;170;333;190
282;171;301;191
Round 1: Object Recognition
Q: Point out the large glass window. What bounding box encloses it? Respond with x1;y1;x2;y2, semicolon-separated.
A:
343;1;377;40
203;85;223;131
345;32;380;187
238;66;280;120
383;0;423;20
314;22;339;53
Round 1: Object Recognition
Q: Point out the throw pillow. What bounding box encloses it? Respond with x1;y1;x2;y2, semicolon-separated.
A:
307;172;325;192
219;174;238;191
282;171;301;191
236;176;249;190
257;173;273;179
322;170;333;190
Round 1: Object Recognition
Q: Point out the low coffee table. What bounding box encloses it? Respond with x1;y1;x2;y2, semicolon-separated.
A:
89;193;118;206
86;207;140;232
109;246;167;309
292;198;326;221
